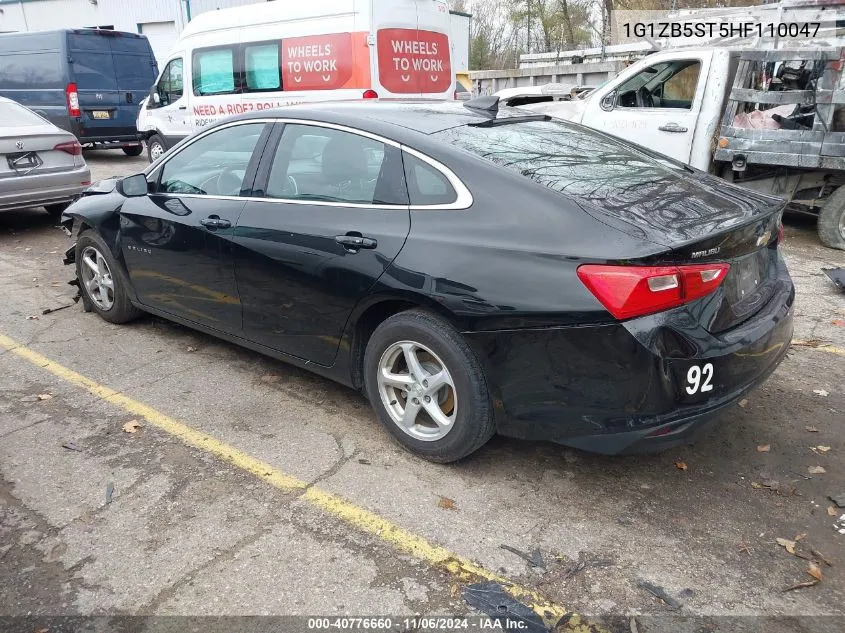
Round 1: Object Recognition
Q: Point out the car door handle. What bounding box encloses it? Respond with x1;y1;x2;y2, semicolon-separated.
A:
658;122;688;133
200;216;231;230
178;106;187;110
335;234;377;251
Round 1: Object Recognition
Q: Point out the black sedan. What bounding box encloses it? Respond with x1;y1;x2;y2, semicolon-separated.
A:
61;99;794;462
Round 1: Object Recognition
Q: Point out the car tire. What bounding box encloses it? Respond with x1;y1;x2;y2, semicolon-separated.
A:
818;186;845;250
75;230;143;324
122;144;144;157
147;134;167;163
44;202;71;217
363;309;495;463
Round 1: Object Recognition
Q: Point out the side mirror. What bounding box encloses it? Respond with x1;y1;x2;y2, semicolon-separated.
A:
152;92;161;105
600;90;617;112
118;174;149;197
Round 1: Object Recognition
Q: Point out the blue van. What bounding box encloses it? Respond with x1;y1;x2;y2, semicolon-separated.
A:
0;29;158;156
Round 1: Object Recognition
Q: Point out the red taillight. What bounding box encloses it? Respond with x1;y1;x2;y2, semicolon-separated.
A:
362;89;379;99
66;83;81;117
577;263;731;320
54;140;82;155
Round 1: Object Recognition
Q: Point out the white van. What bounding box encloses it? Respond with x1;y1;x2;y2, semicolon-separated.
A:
137;0;453;161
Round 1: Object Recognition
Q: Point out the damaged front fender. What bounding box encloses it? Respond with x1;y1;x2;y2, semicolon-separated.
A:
60;184;127;266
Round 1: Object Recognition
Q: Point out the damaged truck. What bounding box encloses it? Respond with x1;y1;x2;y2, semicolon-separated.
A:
533;45;845;250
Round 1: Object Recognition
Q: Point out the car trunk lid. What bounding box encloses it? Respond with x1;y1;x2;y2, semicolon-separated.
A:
0;124;80;180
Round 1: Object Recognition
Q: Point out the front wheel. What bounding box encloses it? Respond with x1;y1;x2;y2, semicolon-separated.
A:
75;230;143;324
363;310;494;463
818;186;845;250
147;134;166;163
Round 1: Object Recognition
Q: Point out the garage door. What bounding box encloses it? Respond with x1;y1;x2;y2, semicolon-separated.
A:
139;21;178;66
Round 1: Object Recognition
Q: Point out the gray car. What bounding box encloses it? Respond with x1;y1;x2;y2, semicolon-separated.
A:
0;97;91;216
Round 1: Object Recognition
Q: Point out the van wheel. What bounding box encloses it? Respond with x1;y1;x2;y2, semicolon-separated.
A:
122;144;143;157
147;134;166;162
819;186;845;250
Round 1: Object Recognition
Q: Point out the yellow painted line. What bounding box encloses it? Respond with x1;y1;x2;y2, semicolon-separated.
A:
791;339;845;357
0;333;601;632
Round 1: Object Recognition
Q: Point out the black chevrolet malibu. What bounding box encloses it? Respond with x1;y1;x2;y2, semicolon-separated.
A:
61;100;794;462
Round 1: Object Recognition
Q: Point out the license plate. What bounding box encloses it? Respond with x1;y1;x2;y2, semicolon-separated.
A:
7;152;40;170
92;110;110;119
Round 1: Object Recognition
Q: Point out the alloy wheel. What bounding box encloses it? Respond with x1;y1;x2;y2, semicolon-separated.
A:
376;340;457;441
80;246;115;311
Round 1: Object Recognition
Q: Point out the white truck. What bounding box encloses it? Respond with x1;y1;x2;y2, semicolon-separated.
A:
532;46;845;250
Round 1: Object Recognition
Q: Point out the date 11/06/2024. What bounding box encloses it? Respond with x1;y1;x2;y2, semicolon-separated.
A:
307;617;533;630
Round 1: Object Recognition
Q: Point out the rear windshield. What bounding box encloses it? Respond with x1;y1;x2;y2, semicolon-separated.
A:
432;118;687;208
0;101;46;126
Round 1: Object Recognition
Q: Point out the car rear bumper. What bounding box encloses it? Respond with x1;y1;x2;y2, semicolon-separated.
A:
71;122;143;144
465;255;795;455
0;167;91;212
79;136;144;145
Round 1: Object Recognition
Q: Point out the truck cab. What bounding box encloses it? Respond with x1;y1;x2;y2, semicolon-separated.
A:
532;48;735;171
535;47;845;250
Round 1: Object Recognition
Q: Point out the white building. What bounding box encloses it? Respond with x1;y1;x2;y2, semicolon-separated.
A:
0;0;470;72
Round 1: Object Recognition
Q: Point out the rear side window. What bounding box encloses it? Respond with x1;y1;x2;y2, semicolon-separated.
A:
265;124;407;205
403;153;456;206
0;101;47;126
245;43;281;91
193;47;236;95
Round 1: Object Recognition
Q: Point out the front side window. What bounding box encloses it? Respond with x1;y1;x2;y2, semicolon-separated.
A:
616;60;701;109
157;58;183;106
245;43;281;91
193;47;236;96
159;123;265;196
266;124;407;205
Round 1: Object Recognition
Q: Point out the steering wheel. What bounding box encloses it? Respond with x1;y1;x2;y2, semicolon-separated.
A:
636;87;654;108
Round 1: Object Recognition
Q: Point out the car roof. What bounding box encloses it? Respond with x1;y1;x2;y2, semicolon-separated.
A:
236;100;531;140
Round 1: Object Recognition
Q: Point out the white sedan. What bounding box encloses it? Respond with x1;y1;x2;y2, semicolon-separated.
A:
0;97;91;216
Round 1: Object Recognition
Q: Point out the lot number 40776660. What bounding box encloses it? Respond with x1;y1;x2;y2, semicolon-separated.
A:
686;363;714;395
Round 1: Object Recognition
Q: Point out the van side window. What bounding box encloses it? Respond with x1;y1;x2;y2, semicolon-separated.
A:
193;47;236;96
245;43;281;92
157;58;183;106
403;153;457;206
616;60;701;110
